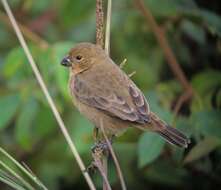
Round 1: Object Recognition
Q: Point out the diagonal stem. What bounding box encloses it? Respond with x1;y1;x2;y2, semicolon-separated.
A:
134;0;194;113
1;1;96;190
100;120;127;190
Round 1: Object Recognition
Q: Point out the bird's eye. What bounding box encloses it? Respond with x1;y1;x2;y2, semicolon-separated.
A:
76;55;82;61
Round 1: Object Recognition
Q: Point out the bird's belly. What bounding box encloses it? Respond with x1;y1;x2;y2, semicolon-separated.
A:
74;96;129;136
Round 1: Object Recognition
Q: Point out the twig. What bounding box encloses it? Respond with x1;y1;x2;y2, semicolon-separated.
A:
0;175;26;190
128;71;136;78
0;161;35;190
134;0;194;113
0;147;47;190
96;0;104;48
119;58;127;69
105;0;112;54
91;149;112;190
96;0;111;189
103;1;112;189
1;1;96;190
102;155;108;190
100;120;127;190
0;11;49;49
174;90;192;115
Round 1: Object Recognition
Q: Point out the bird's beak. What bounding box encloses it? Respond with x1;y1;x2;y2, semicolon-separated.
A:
61;56;72;67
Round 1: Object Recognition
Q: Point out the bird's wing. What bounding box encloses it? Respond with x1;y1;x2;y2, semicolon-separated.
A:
71;64;150;124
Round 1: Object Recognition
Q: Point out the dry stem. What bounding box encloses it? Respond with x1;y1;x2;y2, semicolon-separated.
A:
96;0;104;48
105;0;112;54
100;120;127;190
91;149;112;190
96;1;109;189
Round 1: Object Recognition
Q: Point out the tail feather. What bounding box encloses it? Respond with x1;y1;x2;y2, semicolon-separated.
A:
157;126;189;148
148;112;190;148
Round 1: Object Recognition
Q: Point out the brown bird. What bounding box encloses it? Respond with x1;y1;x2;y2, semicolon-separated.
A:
61;42;190;148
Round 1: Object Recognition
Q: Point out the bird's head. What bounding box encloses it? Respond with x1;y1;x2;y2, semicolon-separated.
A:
61;42;105;74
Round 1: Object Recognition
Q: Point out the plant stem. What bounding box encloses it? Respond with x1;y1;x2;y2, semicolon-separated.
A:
96;0;104;48
0;147;47;190
134;0;194;113
0;1;96;190
105;0;112;54
0;161;34;190
100;120;127;190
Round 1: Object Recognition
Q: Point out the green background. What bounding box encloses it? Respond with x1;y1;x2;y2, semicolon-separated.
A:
0;0;221;189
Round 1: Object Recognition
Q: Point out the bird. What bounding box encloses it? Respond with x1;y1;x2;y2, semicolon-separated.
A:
61;42;190;148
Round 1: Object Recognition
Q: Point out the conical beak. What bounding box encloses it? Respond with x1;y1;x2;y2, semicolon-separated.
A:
61;56;72;67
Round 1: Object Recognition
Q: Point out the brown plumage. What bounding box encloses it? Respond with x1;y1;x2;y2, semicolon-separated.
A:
61;42;190;148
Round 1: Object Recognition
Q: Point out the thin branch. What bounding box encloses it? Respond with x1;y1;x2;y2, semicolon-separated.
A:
128;71;136;78
1;1;96;190
0;161;35;190
96;1;111;189
103;1;112;189
102;155;108;190
134;0;194;111
96;0;104;48
0;11;49;49
91;149;112;190
0;175;26;190
119;58;127;69
100;120;127;190
105;0;112;54
134;0;192;91
174;90;192;115
0;147;47;190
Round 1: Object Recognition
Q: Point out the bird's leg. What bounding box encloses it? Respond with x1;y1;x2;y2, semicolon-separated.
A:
93;126;99;143
91;126;102;153
91;134;115;155
88;134;115;173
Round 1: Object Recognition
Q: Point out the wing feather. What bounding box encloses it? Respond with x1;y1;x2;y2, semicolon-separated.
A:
72;73;150;124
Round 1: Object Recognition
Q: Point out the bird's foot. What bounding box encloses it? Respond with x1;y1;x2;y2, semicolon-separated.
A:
91;134;115;154
91;140;110;155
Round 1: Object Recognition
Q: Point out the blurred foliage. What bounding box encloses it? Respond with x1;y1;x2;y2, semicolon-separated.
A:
0;0;221;189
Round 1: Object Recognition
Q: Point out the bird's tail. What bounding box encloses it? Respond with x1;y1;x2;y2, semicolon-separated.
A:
144;112;190;148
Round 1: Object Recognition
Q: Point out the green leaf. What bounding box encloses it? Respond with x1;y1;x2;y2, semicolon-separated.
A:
192;70;221;95
0;94;20;129
144;160;187;186
34;106;55;137
3;47;26;78
144;0;197;17
15;98;39;150
181;20;206;44
191;70;221;111
184;137;221;163
200;10;221;37
138;132;165;167
191;110;221;138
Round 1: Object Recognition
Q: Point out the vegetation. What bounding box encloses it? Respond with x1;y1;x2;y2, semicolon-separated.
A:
0;0;221;189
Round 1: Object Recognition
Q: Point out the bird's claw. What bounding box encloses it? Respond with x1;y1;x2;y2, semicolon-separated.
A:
91;140;109;155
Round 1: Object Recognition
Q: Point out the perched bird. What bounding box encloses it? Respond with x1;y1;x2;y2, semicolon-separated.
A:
61;42;190;148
